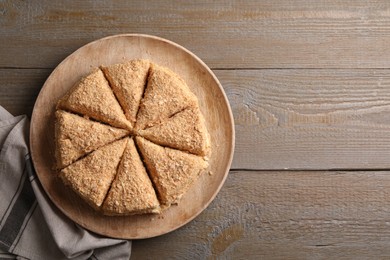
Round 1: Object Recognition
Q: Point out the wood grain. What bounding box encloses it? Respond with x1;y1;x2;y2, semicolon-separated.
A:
1;0;390;69
218;69;390;170
0;69;51;117
132;170;390;259
5;68;390;170
2;0;390;259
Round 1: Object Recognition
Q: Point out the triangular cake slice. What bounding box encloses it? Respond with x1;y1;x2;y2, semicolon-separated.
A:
135;64;198;130
101;59;150;125
135;137;208;207
57;69;132;130
55;110;129;169
102;138;160;215
139;107;211;156
59;138;128;209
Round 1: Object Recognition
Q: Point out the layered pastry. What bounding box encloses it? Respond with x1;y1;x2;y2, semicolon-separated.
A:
55;59;211;216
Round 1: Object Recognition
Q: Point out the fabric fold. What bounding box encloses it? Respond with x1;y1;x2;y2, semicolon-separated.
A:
0;106;131;260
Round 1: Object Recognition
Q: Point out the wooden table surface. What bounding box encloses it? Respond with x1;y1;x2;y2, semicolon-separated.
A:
2;1;390;258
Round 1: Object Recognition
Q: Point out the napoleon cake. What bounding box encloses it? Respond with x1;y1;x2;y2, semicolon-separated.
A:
102;138;161;215
138;107;211;156
136;137;208;208
55;59;211;216
57;68;132;130
55;110;129;169
135;63;199;130
101;59;150;127
59;138;128;209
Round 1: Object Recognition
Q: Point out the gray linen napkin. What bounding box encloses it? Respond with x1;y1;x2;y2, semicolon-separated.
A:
0;106;131;260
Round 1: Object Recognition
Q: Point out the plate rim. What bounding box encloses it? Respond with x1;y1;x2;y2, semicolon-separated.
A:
30;33;235;239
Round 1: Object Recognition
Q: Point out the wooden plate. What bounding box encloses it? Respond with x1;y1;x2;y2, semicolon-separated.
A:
30;34;235;239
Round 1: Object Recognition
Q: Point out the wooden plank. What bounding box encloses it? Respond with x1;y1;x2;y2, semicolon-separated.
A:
132;170;390;259
1;0;390;69
217;69;390;170
4;68;390;170
0;69;51;117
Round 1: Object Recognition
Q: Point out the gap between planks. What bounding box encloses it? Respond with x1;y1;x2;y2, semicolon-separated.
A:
3;0;390;69
132;169;390;259
3;67;390;70
230;168;390;172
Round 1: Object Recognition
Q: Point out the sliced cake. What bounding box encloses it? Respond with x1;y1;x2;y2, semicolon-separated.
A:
57;69;132;130
101;59;150;126
102;138;160;215
55;110;129;169
59;138;127;209
135;64;198;130
135;137;208;207
138;107;210;156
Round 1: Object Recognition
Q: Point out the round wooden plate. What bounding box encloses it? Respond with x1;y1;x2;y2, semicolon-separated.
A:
30;34;235;239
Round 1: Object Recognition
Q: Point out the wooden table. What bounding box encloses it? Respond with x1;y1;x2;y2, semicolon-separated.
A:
2;1;390;258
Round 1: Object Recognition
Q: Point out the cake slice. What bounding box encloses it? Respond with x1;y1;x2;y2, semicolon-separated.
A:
59;138;127;209
55;110;129;169
135;137;208;207
135;64;198;130
102;138;160;215
139;107;211;156
57;69;132;130
101;59;150;125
